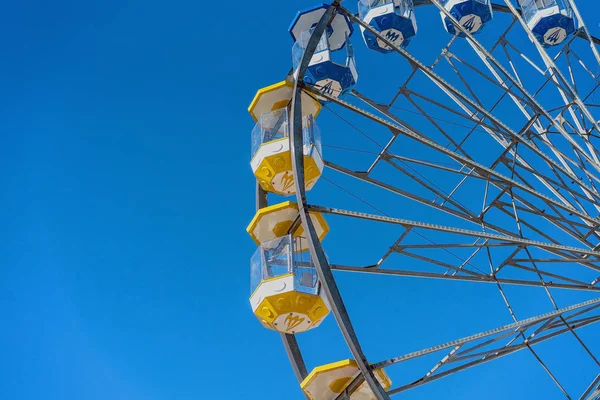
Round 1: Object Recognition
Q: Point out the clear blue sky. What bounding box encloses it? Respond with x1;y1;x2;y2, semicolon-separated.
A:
1;1;600;399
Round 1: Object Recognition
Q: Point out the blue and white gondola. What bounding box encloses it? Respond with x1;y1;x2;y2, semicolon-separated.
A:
290;4;358;100
358;0;418;53
440;0;493;36
518;0;576;47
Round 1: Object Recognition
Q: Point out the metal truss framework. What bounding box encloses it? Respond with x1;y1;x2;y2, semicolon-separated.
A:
380;298;600;395
259;0;600;398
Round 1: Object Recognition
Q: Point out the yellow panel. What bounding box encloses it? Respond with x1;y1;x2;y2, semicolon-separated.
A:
246;201;329;246
253;150;322;196
248;80;322;122
301;360;358;400
301;359;358;390
329;377;353;393
272;99;290;111
248;81;290;120
312;211;330;239
375;369;392;391
301;359;392;400
252;290;330;334
246;201;298;241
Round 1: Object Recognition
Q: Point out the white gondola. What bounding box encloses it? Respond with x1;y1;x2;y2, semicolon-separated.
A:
249;235;331;334
250;108;323;196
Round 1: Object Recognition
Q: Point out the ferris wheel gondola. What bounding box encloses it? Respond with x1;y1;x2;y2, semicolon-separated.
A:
358;0;418;52
518;0;577;46
439;0;493;36
291;7;358;100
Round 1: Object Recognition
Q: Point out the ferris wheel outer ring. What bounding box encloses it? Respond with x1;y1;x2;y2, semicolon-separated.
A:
286;2;392;400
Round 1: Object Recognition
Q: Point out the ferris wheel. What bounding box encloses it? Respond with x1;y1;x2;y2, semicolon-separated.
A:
246;0;600;398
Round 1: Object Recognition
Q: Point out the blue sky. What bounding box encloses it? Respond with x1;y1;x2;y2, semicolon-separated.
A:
2;1;600;399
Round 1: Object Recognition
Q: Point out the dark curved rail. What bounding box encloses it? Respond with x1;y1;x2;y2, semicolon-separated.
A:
288;1;391;399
